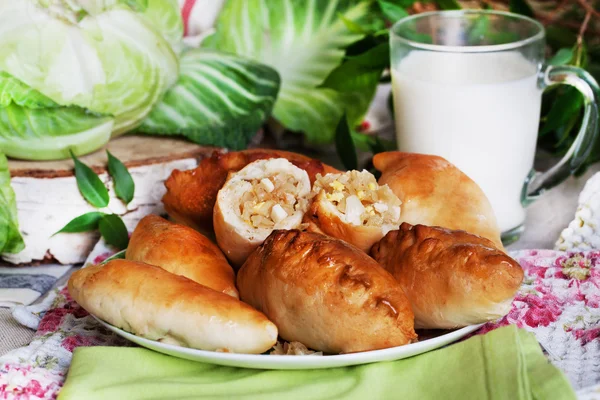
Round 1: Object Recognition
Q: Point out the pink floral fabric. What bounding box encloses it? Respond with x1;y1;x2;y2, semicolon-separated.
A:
473;250;600;391
0;365;61;400
0;287;129;400
1;249;599;399
0;240;126;400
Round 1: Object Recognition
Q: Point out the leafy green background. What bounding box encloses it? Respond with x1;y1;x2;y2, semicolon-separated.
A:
333;0;600;172
504;1;596;173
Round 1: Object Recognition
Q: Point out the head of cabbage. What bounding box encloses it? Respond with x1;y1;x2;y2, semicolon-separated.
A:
0;0;182;160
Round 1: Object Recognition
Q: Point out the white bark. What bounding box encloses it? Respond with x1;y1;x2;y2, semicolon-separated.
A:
2;157;198;265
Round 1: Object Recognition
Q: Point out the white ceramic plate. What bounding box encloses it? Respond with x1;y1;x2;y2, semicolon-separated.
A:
94;316;482;370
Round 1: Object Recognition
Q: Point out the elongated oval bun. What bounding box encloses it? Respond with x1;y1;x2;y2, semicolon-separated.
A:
238;230;417;354
374;152;503;249
371;223;523;329
126;215;238;298
68;259;278;354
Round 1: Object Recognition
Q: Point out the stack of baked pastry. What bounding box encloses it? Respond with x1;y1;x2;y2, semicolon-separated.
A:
69;149;524;355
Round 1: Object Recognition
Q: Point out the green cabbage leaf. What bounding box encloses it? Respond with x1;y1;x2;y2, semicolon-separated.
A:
139;49;280;150
0;72;113;160
0;0;284;254
0;152;23;254
205;0;380;143
0;0;180;159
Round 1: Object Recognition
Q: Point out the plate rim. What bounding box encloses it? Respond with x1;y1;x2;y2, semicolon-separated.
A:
93;315;483;370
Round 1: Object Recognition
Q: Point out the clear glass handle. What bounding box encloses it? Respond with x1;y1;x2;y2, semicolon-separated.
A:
523;65;600;205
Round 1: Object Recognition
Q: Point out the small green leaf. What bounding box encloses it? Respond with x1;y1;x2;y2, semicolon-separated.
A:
335;113;358;170
351;131;375;152
321;62;382;94
549;48;574;66
339;13;369;34
345;34;389;58
349;132;396;154
573;42;589;69
554;112;580;148
54;212;104;235
378;137;397;152
369;136;387;154
540;88;583;136
345;42;390;69
378;0;408;22
403;30;433;44
509;0;534;17
71;152;109;208
98;214;129;250
107;151;135;204
335;114;358;171
436;0;461;10
320;45;384;131
101;249;127;264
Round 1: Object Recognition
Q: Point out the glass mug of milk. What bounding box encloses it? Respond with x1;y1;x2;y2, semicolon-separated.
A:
391;10;599;244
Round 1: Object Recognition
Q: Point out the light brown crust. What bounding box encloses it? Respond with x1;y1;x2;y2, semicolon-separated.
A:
68;260;278;354
303;191;390;253
212;198;258;269
162;149;339;231
237;230;416;354
373;152;503;249
371;223;524;329
126;215;238;298
212;158;311;268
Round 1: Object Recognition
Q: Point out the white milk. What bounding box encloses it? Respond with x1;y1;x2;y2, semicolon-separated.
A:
392;51;542;232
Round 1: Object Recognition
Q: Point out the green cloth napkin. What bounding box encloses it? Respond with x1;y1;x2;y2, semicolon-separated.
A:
58;326;575;400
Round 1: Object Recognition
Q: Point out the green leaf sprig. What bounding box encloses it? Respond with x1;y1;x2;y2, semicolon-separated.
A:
107;150;135;204
329;0;417;169
54;212;104;234
538;39;592;172
335;113;358;171
378;1;408;22
98;214;130;250
55;152;134;250
71;151;109;208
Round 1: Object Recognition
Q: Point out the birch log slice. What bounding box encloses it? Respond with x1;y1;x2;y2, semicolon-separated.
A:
4;135;215;266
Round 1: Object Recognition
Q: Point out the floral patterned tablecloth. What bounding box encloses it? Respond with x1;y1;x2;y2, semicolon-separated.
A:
1;244;599;400
476;250;600;396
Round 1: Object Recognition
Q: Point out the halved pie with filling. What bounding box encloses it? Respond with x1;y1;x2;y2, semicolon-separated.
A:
304;170;402;252
213;158;311;267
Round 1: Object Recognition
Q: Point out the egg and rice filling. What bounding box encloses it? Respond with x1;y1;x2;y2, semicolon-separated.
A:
312;170;401;227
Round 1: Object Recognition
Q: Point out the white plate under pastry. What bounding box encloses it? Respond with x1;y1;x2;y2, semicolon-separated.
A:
93;251;482;369
93;316;482;370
